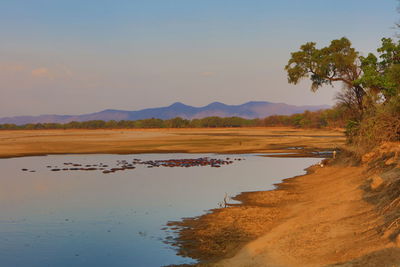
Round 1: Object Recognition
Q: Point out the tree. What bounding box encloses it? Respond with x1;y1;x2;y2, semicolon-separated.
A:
286;37;400;120
165;117;190;128
285;37;365;119
358;38;400;102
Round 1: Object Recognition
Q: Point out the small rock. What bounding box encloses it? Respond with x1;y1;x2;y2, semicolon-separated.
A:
385;157;397;166
362;152;376;163
370;175;384;190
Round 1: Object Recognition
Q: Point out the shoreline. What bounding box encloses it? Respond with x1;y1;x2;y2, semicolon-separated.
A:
166;162;322;265
167;145;400;267
0;149;333;160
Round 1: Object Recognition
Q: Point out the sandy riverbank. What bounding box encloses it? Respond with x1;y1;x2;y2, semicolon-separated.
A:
0;127;344;158
168;144;400;267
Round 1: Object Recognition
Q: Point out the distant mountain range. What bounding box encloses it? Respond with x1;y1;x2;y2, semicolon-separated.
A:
0;101;330;125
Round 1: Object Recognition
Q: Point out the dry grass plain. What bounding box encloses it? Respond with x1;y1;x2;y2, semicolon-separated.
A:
0;127;345;158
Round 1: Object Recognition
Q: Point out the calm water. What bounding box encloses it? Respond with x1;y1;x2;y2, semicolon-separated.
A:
0;154;320;267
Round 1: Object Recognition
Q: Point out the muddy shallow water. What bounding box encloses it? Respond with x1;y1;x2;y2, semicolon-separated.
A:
0;154;320;267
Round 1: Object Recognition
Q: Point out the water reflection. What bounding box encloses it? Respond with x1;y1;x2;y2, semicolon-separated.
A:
0;154;320;267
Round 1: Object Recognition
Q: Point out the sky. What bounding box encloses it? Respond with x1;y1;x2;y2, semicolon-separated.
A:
0;0;399;116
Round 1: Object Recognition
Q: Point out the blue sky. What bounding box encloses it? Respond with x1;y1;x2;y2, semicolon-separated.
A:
0;0;398;116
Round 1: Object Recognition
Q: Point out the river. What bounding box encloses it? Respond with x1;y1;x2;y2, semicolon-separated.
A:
0;154;320;267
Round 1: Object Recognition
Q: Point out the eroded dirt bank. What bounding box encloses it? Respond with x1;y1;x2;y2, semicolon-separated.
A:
168;143;400;267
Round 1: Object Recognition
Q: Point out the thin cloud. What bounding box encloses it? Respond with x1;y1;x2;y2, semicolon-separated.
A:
0;63;25;72
200;71;216;77
31;68;52;78
31;66;74;80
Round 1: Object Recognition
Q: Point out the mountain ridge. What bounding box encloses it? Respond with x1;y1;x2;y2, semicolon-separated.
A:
0;101;330;125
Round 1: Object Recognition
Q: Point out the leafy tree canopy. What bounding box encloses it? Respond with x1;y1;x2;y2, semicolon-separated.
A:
285;37;400;120
358;38;400;100
285;37;360;92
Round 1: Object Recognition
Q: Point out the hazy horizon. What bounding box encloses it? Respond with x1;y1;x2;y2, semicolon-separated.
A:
0;100;331;120
1;0;398;116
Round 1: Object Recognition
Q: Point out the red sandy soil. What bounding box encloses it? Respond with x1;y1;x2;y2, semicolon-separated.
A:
169;144;400;267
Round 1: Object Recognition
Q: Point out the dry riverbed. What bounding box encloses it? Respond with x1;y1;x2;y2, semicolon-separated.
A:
0;127;344;158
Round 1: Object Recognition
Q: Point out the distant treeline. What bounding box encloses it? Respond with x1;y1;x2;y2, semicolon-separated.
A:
0;107;348;130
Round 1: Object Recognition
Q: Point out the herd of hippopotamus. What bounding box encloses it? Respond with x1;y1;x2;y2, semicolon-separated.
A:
21;157;244;174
